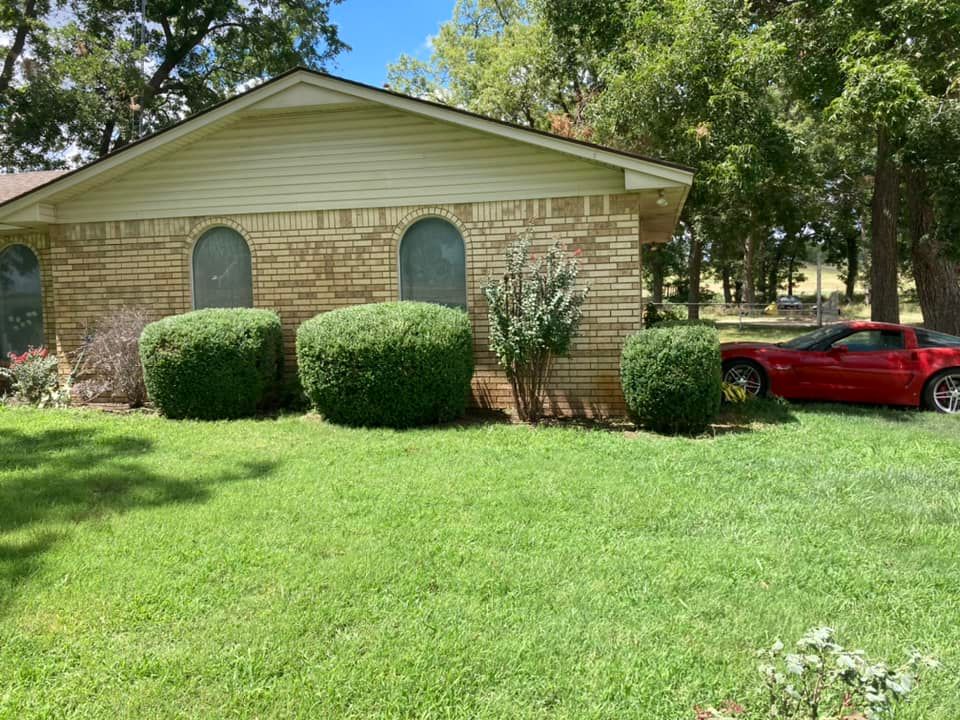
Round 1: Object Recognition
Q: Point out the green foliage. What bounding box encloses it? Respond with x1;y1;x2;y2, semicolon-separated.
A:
642;303;681;328
700;627;940;719
139;309;282;420
721;381;749;404
0;346;64;406
482;234;588;421
296;302;474;428
620;325;722;434
387;0;576;133
0;0;346;168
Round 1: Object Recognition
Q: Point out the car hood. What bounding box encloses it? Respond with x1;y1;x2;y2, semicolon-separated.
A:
721;342;777;352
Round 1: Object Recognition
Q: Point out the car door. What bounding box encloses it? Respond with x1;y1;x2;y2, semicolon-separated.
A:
804;329;914;404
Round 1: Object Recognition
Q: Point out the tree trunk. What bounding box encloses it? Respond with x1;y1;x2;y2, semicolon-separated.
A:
845;228;860;302
0;0;37;94
870;127;901;323
906;166;960;335
721;265;732;304
687;220;702;320
787;257;795;296
648;246;665;304
743;228;756;307
98;119;116;157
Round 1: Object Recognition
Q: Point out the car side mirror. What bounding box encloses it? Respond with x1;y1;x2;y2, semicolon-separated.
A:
829;344;849;355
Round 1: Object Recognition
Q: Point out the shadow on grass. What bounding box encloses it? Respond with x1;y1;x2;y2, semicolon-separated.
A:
709;398;800;435
0;426;277;614
774;399;925;423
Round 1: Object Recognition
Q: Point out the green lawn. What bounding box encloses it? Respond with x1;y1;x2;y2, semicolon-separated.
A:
1;405;958;718
717;324;803;345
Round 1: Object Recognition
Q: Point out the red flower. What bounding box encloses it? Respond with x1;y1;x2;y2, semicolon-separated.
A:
573;248;583;257
8;346;48;365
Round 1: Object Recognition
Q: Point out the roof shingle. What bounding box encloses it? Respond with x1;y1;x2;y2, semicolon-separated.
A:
0;170;68;204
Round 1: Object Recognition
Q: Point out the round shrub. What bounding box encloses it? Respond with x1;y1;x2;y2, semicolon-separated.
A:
140;309;283;420
620;324;722;434
297;302;474;428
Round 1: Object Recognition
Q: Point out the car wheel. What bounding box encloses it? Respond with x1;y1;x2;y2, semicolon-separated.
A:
722;360;768;398
925;369;960;414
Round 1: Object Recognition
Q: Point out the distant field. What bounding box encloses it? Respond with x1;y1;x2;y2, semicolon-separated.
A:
700;262;915;299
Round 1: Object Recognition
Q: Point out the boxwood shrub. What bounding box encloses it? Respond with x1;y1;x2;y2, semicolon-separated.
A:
140;309;283;419
620;324;722;434
296;302;474;428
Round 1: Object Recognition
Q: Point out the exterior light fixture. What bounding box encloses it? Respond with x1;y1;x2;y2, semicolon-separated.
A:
656;190;669;208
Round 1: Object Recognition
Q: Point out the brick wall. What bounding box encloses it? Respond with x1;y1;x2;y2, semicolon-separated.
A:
43;193;645;417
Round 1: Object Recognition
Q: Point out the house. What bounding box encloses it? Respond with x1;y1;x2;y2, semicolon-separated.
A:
0;68;693;417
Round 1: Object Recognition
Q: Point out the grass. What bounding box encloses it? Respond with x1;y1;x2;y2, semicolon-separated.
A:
717;325;802;345
1;405;958;718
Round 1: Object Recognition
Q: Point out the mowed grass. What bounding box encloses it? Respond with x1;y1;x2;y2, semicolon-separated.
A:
1;405;959;719
717;325;802;345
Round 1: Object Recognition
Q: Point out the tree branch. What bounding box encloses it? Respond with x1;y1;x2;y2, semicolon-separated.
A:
0;0;38;94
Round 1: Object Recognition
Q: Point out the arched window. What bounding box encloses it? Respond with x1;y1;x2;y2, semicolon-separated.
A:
0;244;44;358
192;227;253;309
399;218;467;309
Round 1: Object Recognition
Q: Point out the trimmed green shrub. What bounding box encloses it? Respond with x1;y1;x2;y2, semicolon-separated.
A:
297;302;474;428
620;324;722;434
140;309;283;419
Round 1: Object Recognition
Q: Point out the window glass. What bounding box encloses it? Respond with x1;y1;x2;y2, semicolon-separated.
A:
192;227;253;309
0;244;44;357
400;218;467;309
780;325;847;350
832;330;904;352
915;328;960;348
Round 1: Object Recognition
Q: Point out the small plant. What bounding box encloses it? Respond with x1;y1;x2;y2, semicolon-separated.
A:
482;233;588;422
76;307;151;407
696;627;939;720
722;381;750;404
0;346;67;407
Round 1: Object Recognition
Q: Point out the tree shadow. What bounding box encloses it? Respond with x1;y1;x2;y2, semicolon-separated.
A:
707;398;800;436
770;399;925;423
0;426;277;614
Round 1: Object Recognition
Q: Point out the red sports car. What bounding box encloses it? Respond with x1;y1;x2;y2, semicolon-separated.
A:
721;321;960;413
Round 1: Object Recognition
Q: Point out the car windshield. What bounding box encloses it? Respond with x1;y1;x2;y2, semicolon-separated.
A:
778;325;846;350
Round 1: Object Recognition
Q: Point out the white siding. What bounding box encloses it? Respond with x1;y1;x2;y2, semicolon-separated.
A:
56;105;627;222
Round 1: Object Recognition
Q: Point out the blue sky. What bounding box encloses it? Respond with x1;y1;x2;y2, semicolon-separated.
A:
328;1;454;86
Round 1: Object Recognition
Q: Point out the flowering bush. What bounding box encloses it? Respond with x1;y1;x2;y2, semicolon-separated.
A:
0;346;66;406
482;233;588;422
696;627;939;720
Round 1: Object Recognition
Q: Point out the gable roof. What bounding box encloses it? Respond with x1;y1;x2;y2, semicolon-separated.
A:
0;68;693;224
0;170;68;203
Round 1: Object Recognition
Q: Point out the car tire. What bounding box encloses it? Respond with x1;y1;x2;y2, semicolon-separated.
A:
923;369;960;414
722;359;768;398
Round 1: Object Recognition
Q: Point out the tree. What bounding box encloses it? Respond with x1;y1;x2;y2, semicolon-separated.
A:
483;234;588;422
389;0;562;131
579;0;803;315
0;1;347;169
903;98;960;335
766;0;960;328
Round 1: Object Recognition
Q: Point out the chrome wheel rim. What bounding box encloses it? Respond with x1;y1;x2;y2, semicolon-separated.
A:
724;364;763;396
932;373;960;414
